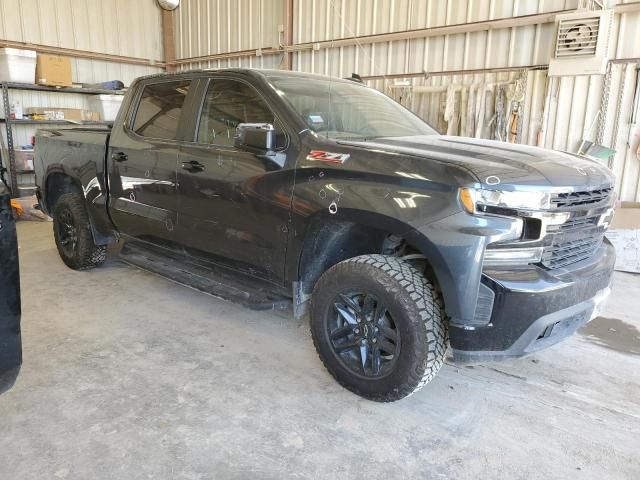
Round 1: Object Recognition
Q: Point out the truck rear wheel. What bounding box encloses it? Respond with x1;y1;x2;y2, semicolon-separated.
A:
310;254;447;402
52;193;106;270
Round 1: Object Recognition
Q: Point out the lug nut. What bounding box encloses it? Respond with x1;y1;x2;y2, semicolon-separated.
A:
372;338;377;343
354;328;359;334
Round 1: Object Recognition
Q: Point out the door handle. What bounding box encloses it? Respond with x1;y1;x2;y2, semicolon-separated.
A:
181;160;205;172
111;151;128;162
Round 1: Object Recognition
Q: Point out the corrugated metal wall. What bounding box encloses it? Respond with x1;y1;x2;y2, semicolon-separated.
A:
0;0;163;84
174;0;286;69
170;0;640;200
0;0;164;187
294;0;569;74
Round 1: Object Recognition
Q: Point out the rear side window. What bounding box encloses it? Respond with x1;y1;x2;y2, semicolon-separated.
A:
197;79;284;147
132;80;191;140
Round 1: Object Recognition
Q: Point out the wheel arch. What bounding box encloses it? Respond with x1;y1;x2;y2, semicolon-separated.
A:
44;171;83;214
293;209;449;316
43;170;115;245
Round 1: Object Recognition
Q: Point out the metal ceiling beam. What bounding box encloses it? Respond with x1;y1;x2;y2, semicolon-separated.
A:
284;0;294;70
286;9;568;52
171;47;282;66
162;10;177;72
0;39;164;68
361;64;550;81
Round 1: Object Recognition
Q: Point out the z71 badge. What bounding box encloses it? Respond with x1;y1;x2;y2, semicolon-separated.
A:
306;150;351;164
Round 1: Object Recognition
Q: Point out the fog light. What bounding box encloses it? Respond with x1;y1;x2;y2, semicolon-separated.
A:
483;247;543;266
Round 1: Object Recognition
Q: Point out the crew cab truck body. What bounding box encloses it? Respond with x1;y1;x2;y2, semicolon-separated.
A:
35;69;615;401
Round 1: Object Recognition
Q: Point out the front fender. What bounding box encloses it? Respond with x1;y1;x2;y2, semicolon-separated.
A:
408;212;521;324
287;167;461;283
291;166;460;225
288;165;521;325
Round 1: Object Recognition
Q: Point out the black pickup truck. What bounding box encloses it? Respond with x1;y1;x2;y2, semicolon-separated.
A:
35;69;615;401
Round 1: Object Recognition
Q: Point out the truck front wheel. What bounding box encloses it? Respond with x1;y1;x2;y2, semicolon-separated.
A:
52;193;106;270
310;254;447;402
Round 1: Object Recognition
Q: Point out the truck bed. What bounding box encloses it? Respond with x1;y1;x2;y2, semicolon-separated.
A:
35;126;111;209
35;126;113;242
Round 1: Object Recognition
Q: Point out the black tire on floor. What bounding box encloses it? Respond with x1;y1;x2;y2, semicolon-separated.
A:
52;192;106;270
310;254;447;402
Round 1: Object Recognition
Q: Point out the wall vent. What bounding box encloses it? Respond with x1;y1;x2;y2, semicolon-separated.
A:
549;9;612;76
555;16;600;57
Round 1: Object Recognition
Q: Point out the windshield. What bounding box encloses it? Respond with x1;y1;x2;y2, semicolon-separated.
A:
267;75;438;140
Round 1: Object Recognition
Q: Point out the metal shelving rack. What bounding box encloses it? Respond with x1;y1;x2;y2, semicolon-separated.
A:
0;82;123;197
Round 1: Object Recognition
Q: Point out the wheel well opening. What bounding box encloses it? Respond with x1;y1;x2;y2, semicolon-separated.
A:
45;173;82;212
297;220;439;297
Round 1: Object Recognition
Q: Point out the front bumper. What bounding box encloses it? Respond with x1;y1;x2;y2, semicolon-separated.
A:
450;239;615;364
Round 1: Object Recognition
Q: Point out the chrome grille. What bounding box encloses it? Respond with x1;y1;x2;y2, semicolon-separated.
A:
546;214;599;233
550;187;612;209
541;187;613;269
541;235;604;270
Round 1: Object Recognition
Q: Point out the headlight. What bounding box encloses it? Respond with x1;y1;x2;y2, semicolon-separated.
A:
459;188;552;213
459;188;548;266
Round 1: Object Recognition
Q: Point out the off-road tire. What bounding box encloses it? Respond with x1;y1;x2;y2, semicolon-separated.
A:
52;192;106;270
310;254;447;402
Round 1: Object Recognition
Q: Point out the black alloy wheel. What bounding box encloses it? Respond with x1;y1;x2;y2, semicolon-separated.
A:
52;192;106;270
328;292;400;378
55;206;78;257
310;254;447;402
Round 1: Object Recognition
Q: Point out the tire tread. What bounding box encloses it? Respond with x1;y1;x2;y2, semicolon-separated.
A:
311;254;447;402
53;192;106;270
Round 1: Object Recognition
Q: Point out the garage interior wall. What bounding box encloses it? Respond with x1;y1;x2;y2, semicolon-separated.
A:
0;0;164;152
172;0;640;201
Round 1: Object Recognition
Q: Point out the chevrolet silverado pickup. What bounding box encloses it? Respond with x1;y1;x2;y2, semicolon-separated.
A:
34;69;615;402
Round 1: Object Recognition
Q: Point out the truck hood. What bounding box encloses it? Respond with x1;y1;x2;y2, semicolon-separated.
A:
343;135;614;190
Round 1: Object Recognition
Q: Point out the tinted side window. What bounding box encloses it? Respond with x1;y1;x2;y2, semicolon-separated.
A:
132;80;191;140
197;79;282;147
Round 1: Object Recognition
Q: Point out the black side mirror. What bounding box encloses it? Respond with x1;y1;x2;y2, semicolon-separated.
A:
234;123;274;151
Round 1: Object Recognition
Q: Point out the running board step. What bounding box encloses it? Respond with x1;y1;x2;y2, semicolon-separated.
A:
119;241;292;311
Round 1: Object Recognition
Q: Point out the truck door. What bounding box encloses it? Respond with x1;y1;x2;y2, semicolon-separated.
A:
107;79;193;247
175;78;293;282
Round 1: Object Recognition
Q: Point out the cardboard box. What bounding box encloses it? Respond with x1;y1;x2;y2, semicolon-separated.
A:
35;55;72;87
606;202;640;274
25;107;100;122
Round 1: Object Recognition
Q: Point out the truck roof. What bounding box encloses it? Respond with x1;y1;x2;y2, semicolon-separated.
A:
132;68;362;86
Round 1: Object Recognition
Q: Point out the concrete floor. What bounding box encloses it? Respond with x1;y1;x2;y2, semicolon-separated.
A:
1;221;639;479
